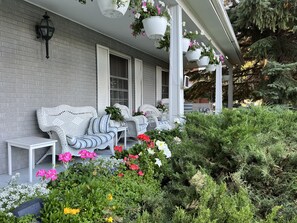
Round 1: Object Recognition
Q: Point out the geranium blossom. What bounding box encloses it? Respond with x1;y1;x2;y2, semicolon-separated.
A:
79;150;97;160
36;169;46;177
58;152;72;163
137;134;150;142
129;163;140;171
138;171;144;176
45;169;58;181
118;173;124;177
114;146;123;152
128;154;139;159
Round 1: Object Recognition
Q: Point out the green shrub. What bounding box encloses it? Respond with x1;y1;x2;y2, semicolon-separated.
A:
176;106;297;221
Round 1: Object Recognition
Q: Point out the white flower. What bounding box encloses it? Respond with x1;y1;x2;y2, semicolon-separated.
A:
163;147;171;158
142;6;148;12
134;12;141;19
195;30;199;35
174;136;181;144
147;148;155;155
148;0;154;4
182;21;186;27
174;118;181;124
159;1;165;7
200;30;205;36
155;158;162;167
156;140;171;158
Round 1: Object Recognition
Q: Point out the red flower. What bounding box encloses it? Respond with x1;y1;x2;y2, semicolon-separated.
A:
129;164;139;171
147;141;155;148
128;154;139;159
114;146;123;153
138;171;144;176
137;134;150;142
118;173;124;177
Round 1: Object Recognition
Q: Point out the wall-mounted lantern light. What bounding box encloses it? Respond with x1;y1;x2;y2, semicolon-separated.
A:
35;12;55;59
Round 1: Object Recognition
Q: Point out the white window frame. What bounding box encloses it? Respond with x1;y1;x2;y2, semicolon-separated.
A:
109;50;132;110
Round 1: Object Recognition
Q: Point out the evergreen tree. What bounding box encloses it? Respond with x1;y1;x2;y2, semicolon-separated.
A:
185;0;297;106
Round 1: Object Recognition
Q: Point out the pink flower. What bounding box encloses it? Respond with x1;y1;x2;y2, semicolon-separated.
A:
157;6;161;15
36;169;46;177
128;154;139;159
45;169;58;181
118;173;124;177
114;146;123;153
138;171;144;176
129;164;140;171
58;152;72;163
79;150;97;160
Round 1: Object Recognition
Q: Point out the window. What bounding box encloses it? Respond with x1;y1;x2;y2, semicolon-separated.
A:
110;54;129;106
162;71;169;99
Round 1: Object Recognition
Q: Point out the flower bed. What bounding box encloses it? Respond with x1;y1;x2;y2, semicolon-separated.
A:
2;107;297;222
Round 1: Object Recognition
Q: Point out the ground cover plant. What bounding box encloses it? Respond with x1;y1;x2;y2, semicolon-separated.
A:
2;106;297;222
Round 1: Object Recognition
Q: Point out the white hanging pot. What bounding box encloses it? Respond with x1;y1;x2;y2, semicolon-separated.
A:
182;38;190;54
206;64;216;72
197;56;210;67
142;16;168;39
186;48;202;62
97;0;130;18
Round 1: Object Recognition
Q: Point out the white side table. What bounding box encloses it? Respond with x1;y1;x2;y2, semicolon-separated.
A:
115;126;127;149
7;137;57;183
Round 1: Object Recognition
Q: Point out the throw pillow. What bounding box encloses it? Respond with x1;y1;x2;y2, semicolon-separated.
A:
87;114;111;135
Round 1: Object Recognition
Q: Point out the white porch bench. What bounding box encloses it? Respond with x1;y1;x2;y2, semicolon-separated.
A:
36;105;115;162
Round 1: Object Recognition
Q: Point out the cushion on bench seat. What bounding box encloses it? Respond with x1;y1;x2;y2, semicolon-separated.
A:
66;133;115;150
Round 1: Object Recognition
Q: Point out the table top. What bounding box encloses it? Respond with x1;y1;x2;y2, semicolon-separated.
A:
6;136;57;148
117;126;127;131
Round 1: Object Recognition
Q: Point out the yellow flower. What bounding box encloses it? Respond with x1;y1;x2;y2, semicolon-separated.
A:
106;216;113;222
107;193;113;201
64;207;80;215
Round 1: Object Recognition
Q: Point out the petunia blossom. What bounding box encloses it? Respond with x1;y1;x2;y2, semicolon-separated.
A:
155;158;162;167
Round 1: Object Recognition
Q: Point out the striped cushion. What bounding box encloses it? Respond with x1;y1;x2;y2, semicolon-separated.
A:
87;115;111;135
66;133;114;150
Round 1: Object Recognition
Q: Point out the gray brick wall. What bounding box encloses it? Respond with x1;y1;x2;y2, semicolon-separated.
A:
0;0;168;174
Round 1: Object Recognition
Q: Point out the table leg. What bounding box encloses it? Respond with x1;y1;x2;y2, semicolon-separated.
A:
52;144;56;168
8;143;12;175
29;148;33;183
115;132;118;146
124;128;127;149
32;149;35;169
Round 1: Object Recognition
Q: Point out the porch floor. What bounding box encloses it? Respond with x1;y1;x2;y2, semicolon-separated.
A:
0;139;137;187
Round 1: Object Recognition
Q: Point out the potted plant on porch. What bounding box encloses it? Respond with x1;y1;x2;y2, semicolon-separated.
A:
130;0;170;39
105;105;125;127
97;0;131;18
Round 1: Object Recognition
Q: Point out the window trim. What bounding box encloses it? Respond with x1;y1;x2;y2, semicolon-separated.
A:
109;50;132;110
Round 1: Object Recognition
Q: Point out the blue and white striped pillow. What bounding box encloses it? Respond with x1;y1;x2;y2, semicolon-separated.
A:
87;115;111;135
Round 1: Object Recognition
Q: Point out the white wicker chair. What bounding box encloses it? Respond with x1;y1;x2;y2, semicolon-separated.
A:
36;105;115;162
139;104;171;130
113;103;148;139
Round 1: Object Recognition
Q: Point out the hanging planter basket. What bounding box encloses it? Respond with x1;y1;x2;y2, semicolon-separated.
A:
142;16;168;39
97;0;130;18
206;64;216;72
186;48;202;62
197;56;210;67
182;38;190;54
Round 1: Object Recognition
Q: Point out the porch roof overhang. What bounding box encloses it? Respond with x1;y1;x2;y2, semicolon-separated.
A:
24;0;243;66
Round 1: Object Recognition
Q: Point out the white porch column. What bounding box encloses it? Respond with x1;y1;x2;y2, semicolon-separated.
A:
215;63;223;114
227;67;234;108
169;4;184;122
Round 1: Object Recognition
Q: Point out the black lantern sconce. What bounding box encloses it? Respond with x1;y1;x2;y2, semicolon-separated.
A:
36;12;55;59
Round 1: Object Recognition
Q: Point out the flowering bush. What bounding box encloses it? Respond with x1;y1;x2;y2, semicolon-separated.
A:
130;0;170;37
0;173;49;217
114;133;171;179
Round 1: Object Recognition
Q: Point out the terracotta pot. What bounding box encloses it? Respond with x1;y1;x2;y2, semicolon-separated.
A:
142;16;167;39
97;0;130;18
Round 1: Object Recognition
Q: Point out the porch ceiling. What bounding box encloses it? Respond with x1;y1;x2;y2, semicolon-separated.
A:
23;0;242;65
